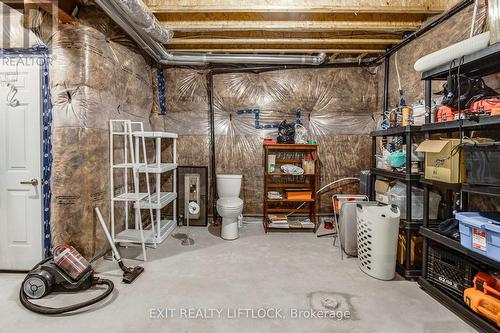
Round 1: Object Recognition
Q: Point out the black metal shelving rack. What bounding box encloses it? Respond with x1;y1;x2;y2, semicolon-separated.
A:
417;43;500;333
370;125;424;280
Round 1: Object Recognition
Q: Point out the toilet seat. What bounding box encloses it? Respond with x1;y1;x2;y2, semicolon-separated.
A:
217;197;243;208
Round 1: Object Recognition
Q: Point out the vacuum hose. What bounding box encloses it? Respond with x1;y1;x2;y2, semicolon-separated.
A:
19;277;114;315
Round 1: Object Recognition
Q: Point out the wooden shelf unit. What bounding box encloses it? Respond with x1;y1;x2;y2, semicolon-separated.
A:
263;144;318;233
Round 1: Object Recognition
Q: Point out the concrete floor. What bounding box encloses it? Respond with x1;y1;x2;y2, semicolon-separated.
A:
1;222;477;333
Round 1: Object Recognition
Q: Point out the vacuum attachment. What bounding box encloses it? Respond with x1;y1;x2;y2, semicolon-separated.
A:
95;208;144;284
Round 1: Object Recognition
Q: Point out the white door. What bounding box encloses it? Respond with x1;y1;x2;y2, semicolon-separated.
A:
0;57;43;270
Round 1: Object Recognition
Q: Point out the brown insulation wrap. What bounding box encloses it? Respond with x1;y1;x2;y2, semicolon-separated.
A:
50;23;153;130
164;67;378;214
48;11;155;258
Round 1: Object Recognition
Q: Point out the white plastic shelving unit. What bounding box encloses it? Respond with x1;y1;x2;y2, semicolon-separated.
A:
109;123;179;259
132;131;178;245
109;120;155;261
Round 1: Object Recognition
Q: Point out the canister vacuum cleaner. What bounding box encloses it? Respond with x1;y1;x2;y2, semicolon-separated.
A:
20;244;114;315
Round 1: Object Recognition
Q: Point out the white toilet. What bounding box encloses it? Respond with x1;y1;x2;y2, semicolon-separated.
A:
216;174;244;240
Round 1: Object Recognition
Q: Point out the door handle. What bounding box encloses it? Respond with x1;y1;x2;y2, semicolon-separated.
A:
20;179;39;186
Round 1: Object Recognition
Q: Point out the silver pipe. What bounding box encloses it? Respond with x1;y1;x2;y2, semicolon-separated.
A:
95;0;326;66
161;52;326;65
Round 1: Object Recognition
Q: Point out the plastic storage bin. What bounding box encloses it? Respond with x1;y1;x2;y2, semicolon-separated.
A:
463;142;500;187
388;181;441;220
456;212;500;262
356;203;400;280
427;244;478;301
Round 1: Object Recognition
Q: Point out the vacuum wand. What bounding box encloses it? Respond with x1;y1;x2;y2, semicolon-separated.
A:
95;208;144;284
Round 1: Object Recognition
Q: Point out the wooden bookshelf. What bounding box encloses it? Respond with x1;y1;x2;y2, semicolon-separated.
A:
263;144;318;233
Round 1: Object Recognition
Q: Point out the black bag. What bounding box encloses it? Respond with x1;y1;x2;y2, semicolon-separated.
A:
440;75;498;110
437;218;460;241
277;120;295;144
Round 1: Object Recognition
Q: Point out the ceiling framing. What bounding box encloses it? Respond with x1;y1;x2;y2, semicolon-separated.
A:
145;0;449;61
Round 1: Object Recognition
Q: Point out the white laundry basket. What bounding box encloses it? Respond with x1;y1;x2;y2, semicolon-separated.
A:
356;203;400;280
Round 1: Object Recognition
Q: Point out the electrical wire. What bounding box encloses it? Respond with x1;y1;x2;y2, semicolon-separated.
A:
286;177;360;217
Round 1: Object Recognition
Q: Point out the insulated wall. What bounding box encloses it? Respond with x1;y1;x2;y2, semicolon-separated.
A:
379;0;497;110
163;67;379;213
45;8;155;258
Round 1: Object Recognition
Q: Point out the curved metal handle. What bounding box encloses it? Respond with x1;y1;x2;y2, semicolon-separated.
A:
20;179;38;186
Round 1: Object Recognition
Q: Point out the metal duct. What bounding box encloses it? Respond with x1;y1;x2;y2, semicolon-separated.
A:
95;0;325;66
160;52;326;65
113;0;173;43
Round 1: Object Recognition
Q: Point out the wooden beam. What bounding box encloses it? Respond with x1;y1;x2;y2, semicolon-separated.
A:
168;37;402;45
166;48;385;54
328;53;340;61
24;0;75;23
160;20;421;32
357;52;369;62
145;0;447;14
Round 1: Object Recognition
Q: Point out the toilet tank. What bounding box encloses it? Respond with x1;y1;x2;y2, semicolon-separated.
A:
217;174;242;198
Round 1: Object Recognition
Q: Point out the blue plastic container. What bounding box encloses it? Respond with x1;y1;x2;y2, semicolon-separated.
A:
456;212;500;263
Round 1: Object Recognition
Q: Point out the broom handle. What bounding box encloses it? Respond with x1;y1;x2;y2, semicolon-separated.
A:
95;207;122;261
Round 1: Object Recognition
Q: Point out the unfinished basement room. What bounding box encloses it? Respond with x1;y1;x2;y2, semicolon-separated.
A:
1;0;500;332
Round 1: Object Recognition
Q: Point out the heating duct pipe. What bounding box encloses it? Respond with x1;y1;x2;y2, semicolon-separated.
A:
94;0;325;66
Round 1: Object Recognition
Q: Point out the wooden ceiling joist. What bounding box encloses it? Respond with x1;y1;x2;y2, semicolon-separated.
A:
145;0;448;14
160;20;420;33
168;37;403;45
166;48;386;54
21;0;76;23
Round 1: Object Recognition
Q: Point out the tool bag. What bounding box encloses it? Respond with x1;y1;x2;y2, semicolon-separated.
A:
439;75;498;110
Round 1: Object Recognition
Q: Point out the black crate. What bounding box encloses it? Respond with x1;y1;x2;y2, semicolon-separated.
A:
463;142;500;187
426;244;478;301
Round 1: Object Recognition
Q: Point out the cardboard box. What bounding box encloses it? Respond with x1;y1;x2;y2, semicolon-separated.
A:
375;179;391;193
417;138;491;183
416;139;466;183
375;179;391;204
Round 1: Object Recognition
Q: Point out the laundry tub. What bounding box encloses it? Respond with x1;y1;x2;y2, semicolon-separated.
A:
357;203;401;280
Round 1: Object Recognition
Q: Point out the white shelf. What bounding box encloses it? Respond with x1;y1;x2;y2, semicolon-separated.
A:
147;219;177;244
137;163;177;174
113;193;149;202
133;131;178;139
112;163;176;173
113;163;146;169
135;192;177;209
115;229;155;243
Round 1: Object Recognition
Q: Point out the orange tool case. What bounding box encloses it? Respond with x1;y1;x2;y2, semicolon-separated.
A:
464;288;500;327
470;98;500;116
463;272;500;327
474;272;500;298
436;106;459;122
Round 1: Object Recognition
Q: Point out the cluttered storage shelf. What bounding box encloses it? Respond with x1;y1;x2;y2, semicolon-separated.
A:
370;124;426;280
263;144;318;233
415;43;500;333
